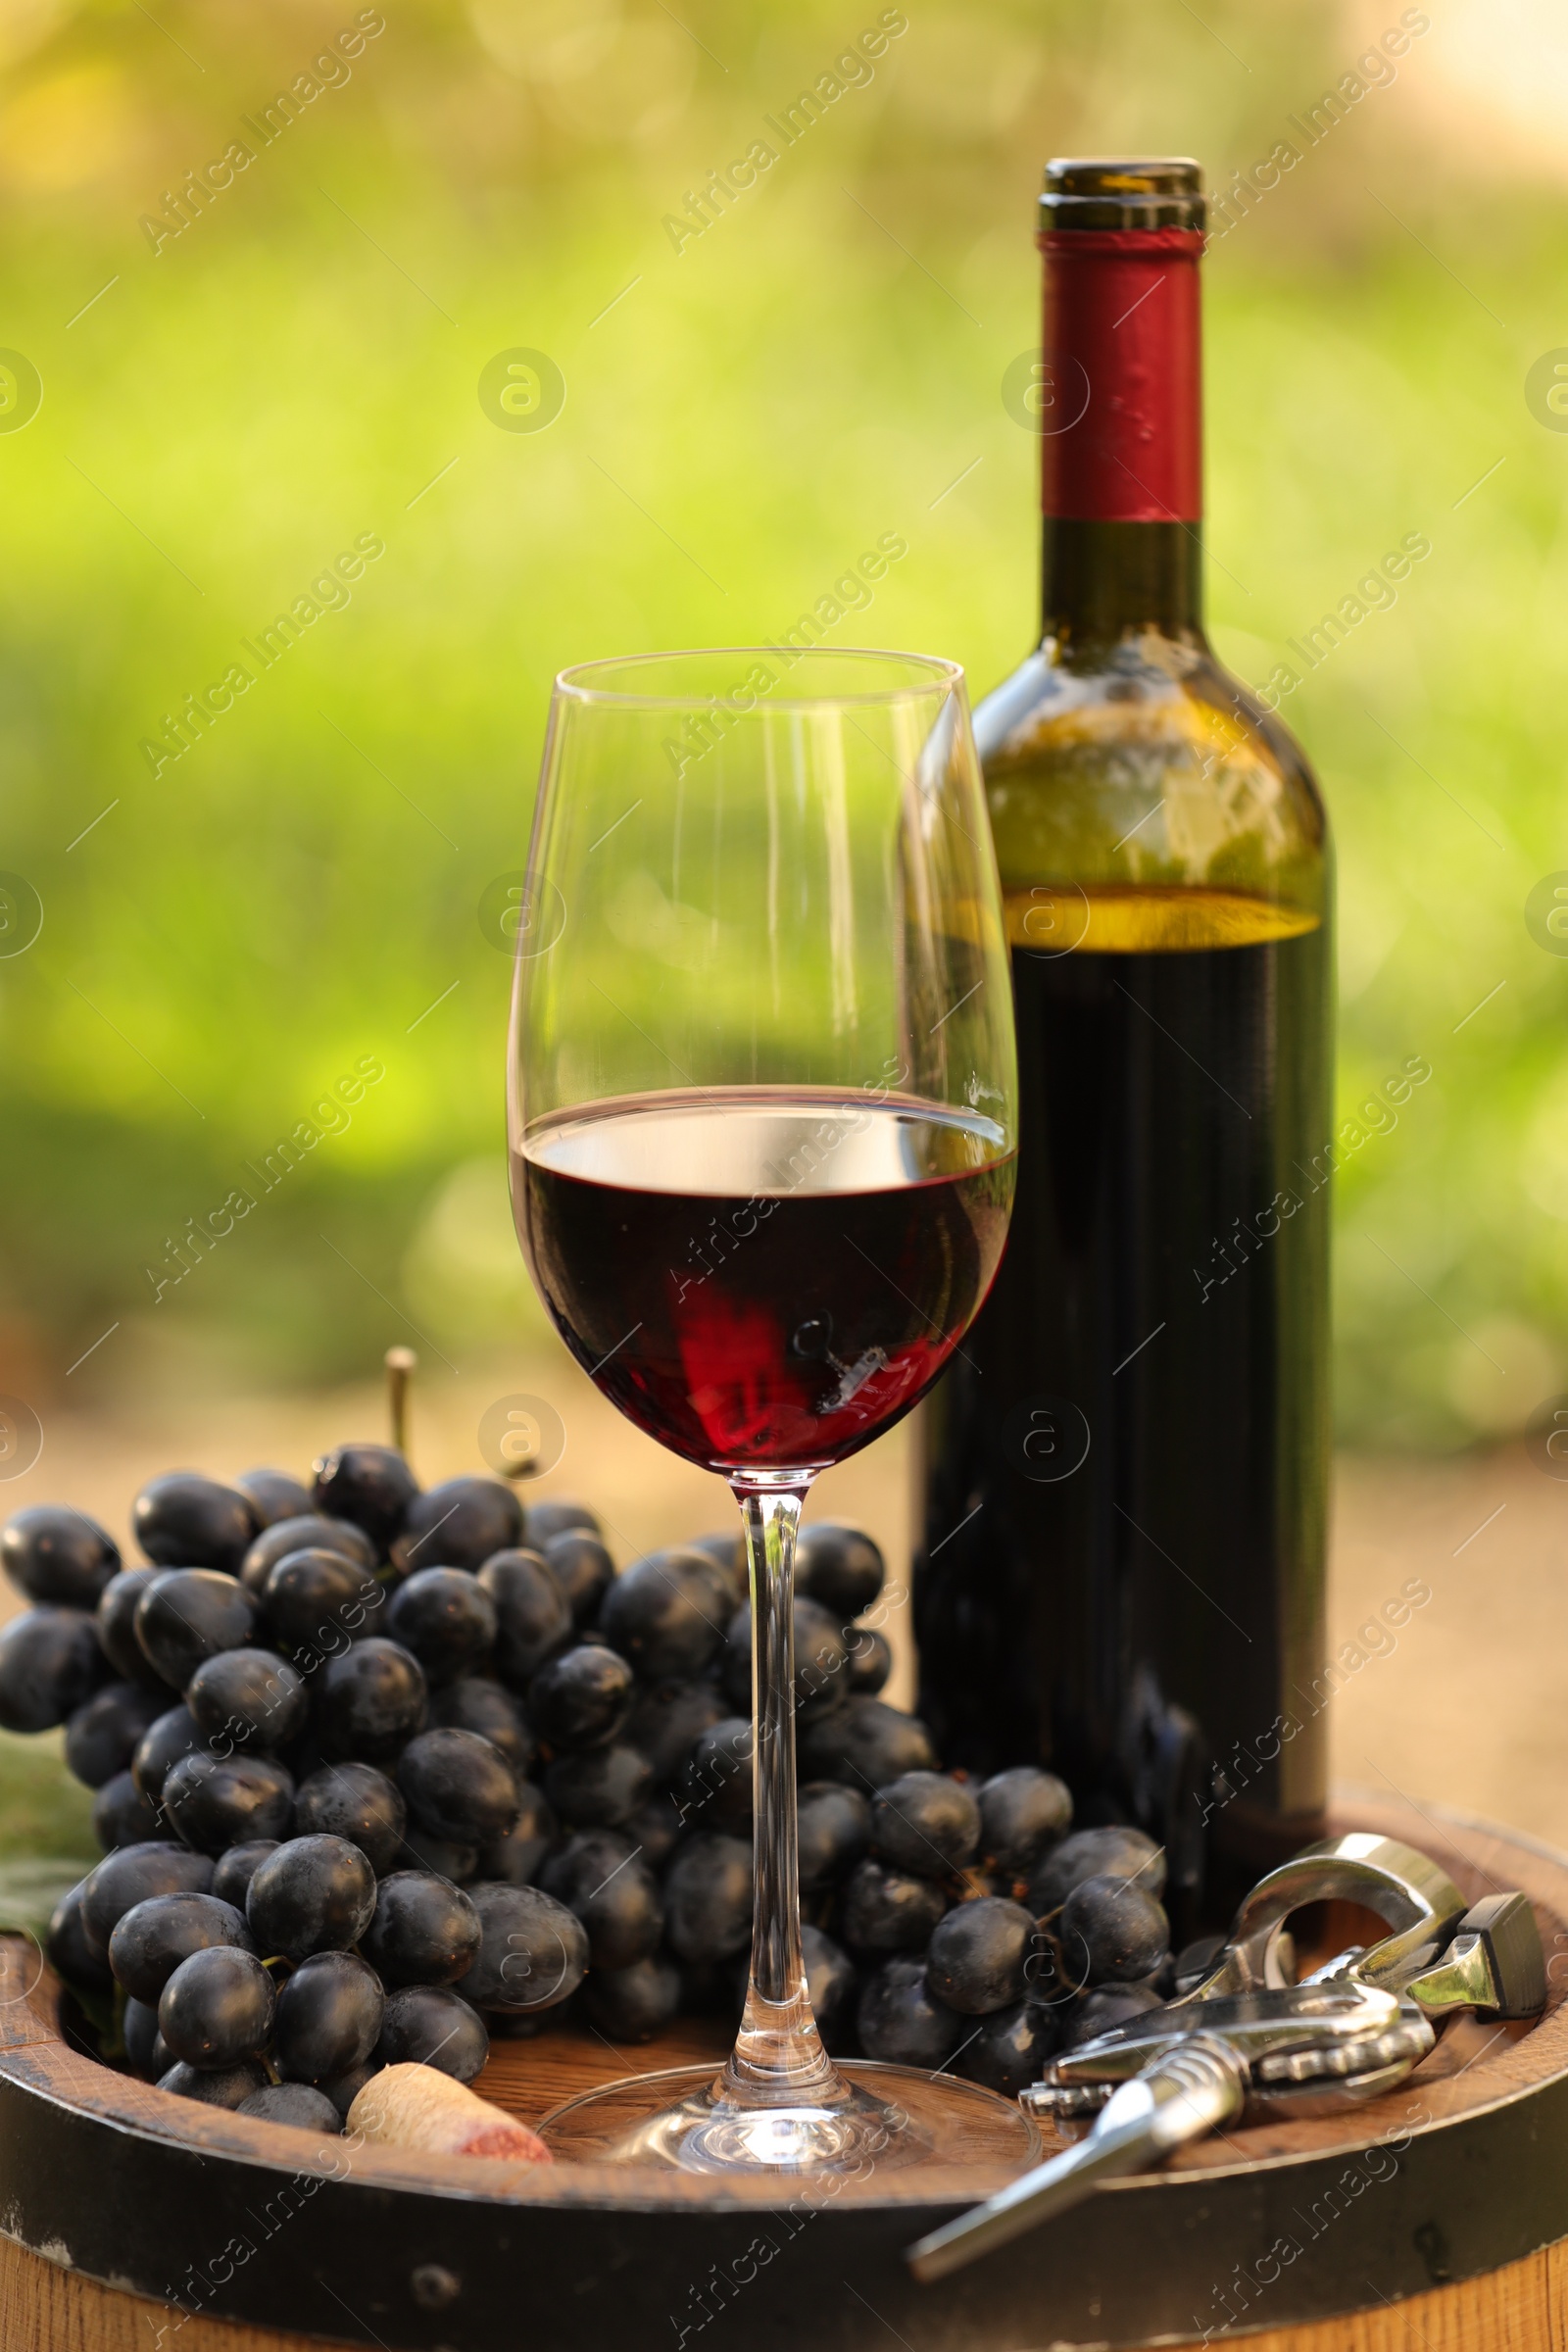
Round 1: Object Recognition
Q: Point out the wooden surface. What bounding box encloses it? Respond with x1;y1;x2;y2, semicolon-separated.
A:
6;2228;1568;2352
477;2011;733;2127
0;1794;1567;2346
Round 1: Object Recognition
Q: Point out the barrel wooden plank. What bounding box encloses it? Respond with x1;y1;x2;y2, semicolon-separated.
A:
3;2219;1568;2352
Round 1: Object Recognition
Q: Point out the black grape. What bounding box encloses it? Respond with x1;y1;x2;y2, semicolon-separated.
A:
238;2082;343;2132
162;1753;294;1856
869;1771;980;1880
159;2058;269;2108
1;1505;120;1608
857;1957;962;2068
598;1547;729;1683
262;1547;384;1658
542;1830;662;1969
539;1529;614;1626
1058;1874;1170;1986
795;1523;885;1619
802;1924;858;2054
839;1859;947;1956
134;1570;256;1690
527;1643;632;1752
476;1550;571;1687
212;1841;279;1908
428;1677;534;1774
46;1881;114;1992
797;1782;871;1891
662;1834;753;1964
622;1790;681;1873
274;1950;384;2081
311;1444;419;1553
314;1640;427;1762
390;1475;521;1574
582;1955;681;2043
186;1649;308;1753
65;1684;167;1789
956;1997;1059;2096
798;1696;937;1788
240;1515;372;1599
159;1945;275;2069
109;1890;255;2001
95;1570;167;1687
924;1896;1037;2013
93;1772;170;1851
385;1568;498;1683
844;1627;894;1696
361;1872;482;1986
522;1498;599;1547
81;1841;213;1959
0;1607;104;1732
123;1996;170;2079
1029;1826;1166;1915
621;1678;727;1787
397;1728;518;1845
475;1781;556;1885
454;1883;588;2013
292;1761;407;1875
321;2061;381;2121
545;1742;650;1830
978;1766;1072;1877
377;1985;488;2082
403;1828;478;1884
1061;1984;1164;2050
131;1705;205;1802
133;1473;258;1574
680;1718;753;1831
246;1835;376;1960
232;1468;315;1528
684;1529;746;1596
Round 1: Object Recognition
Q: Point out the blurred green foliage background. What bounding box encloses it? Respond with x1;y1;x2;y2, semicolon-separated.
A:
0;0;1564;1449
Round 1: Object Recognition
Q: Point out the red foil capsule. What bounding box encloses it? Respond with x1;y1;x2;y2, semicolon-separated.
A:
1038;225;1204;523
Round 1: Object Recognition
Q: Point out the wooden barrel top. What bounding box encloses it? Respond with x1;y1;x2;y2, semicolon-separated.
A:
2;1788;1567;2350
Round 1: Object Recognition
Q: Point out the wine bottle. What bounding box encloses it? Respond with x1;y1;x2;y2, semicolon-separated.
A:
915;159;1333;1924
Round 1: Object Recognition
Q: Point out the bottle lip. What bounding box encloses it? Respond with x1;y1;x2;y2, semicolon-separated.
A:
1040;156;1205;232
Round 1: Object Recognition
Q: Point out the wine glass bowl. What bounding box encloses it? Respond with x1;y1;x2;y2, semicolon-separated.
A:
509;647;1024;2174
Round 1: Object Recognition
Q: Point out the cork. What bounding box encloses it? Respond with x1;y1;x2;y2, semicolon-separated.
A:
347;2063;552;2163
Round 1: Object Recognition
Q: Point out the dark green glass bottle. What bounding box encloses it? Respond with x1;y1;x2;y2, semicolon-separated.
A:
915;160;1334;1925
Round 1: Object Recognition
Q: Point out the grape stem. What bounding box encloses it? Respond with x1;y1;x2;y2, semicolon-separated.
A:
385;1347;416;1459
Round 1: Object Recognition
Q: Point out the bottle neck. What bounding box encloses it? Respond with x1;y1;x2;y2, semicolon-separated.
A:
1038;223;1204;657
1041;517;1203;653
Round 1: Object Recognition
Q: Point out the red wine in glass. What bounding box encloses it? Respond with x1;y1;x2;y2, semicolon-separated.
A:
514;1087;1015;1475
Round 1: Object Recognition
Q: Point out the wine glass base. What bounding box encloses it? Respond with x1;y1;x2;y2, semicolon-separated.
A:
538;2061;1042;2176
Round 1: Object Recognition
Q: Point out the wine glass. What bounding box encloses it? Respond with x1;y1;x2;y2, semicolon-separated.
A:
508;647;1025;2176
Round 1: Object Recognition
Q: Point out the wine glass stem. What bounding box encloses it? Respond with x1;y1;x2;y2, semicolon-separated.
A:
726;1477;839;2104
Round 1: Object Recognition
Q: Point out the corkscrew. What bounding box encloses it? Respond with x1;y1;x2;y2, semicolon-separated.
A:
906;1833;1546;2282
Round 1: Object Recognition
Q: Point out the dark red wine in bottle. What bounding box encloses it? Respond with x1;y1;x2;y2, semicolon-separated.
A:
914;160;1333;1923
515;1090;1013;1475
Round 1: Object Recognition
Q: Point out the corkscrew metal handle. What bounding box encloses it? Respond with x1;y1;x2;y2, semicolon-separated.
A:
905;2034;1247;2284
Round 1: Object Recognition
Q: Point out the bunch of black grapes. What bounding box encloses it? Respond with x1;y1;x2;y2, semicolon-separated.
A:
2;1451;1175;2124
